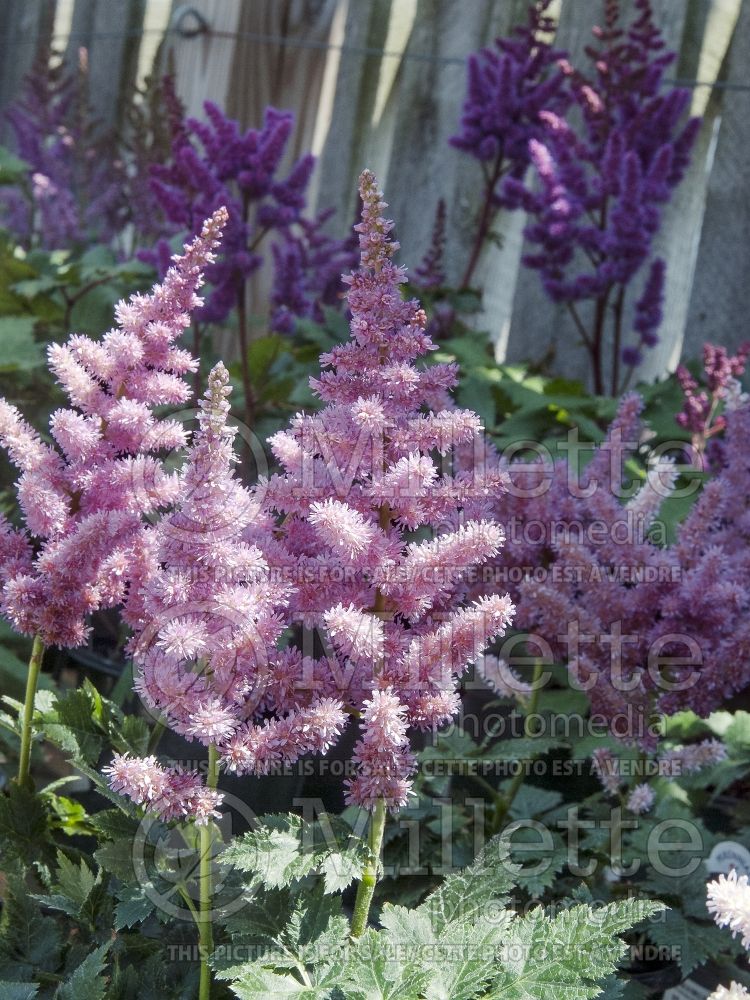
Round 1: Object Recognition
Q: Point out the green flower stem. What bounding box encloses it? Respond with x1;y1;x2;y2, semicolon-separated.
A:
198;743;219;1000
147;716;167;754
16;635;45;789
350;798;387;939
349;504;392;940
490;659;544;833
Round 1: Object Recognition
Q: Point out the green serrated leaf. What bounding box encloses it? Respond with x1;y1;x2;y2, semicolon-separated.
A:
645;908;741;975
94;838;138;884
0;984;39;1000
0;783;50;865
40;687;103;763
320;849;365;894
89;808;141;841
0;875;62;980
56;851;100;907
54;942;110;1000
488;899;665;1000
506;784;563;820
341;928;428;1000
114;885;155;930
221;826;316;889
44;793;93;836
217;964;311;998
417;835;519;931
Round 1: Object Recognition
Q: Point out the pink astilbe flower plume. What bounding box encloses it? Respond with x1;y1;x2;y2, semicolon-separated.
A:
108;364;346;821
103;752;222;826
492;388;750;749
0;209;227;648
262;170;515;810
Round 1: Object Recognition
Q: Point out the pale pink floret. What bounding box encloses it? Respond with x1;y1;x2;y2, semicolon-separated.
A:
324;603;385;664
626;783;655;815
309;499;377;561
220;698;346;775
476;654;532;700
592;748;622;795
103;752;223;826
346;689;416;810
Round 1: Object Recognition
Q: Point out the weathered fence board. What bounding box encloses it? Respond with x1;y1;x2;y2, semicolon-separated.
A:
65;0;146;128
315;0;394;230
685;0;750;356
226;0;337;165
0;0;56;143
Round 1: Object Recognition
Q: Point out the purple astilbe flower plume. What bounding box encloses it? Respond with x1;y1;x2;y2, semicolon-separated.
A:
145;83;354;331
626;783;655;814
260;170;515;810
451;0;568;287
1;46;129;250
270;208;358;333
109;363;346;822
0;209;227;648
504;0;700;394
659;738;727;776
413;199;447;292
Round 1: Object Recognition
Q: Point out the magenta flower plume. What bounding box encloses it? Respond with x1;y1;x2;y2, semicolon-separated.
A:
1;47;129;250
658;739;727;776
0;209;227;648
676;340;750;457
263;170;515;810
626;783;655;815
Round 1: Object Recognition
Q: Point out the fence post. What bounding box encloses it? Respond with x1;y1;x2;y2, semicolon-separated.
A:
225;0;337;167
685;0;750;357
315;0;394;230
63;0;146;129
0;0;56;142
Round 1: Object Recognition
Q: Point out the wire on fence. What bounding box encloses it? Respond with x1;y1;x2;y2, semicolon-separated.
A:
1;24;749;93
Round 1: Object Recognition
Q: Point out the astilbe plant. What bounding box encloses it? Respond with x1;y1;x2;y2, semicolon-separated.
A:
450;0;568;288
503;0;700;393
489;388;750;764
110;361;348;795
106;362;347;1000
260;169;515;934
0;207;227;786
1;46;129;251
104;172;516;992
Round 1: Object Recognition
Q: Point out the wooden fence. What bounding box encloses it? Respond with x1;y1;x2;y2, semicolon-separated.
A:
0;0;748;388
